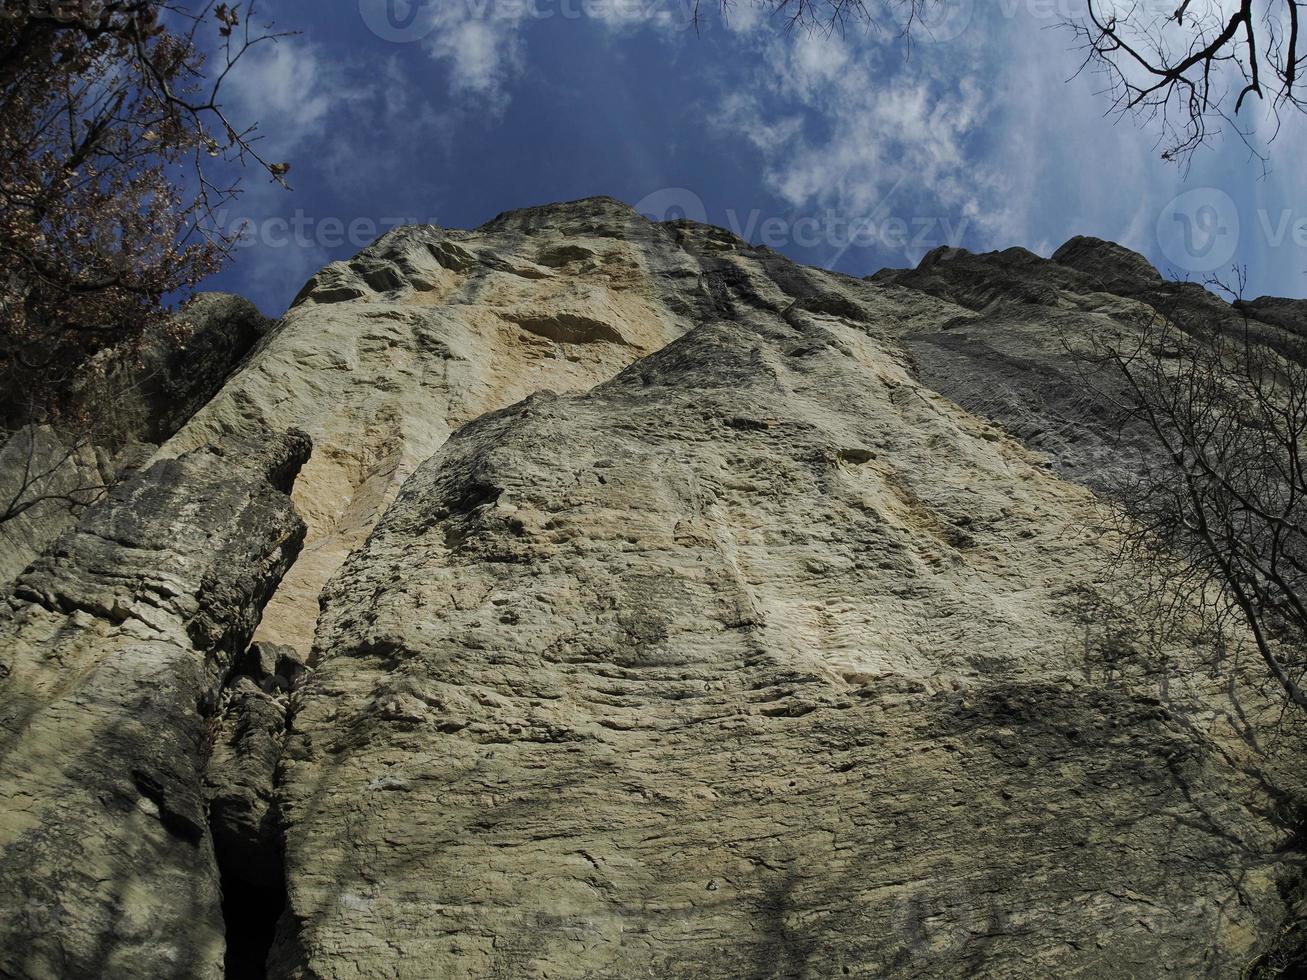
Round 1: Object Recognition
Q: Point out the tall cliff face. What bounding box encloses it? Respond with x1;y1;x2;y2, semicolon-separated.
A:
1;198;1304;979
158;198;710;656
0;428;308;979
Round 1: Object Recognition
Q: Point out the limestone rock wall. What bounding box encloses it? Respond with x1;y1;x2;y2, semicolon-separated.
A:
0;294;272;593
875;239;1307;490
1;198;1305;978
159;199;711;656
0;425;111;586
0;427;308;979
271;208;1302;977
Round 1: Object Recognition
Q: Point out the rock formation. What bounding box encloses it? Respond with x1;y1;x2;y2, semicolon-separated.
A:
0;293;273;592
159;199;702;656
0;426;307;978
1;198;1304;978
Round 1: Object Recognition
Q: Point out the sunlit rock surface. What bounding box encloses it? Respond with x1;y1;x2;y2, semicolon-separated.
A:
1;198;1304;978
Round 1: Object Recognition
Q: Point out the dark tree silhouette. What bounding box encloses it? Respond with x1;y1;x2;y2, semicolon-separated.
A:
1073;0;1307;165
0;1;290;427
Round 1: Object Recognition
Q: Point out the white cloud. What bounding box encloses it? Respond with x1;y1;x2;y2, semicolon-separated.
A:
585;0;684;30
711;24;1013;262
223;39;353;153
418;0;705;113
423;6;530;112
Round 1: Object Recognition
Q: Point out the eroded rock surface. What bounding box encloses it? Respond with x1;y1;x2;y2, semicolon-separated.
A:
0;425;112;586
161;199;713;655
71;292;275;449
0;426;308;980
0;294;271;592
2;199;1305;978
876;238;1307;489
269;206;1303;978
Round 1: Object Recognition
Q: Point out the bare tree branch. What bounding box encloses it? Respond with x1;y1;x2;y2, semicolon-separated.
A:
1070;0;1307;166
1079;275;1307;713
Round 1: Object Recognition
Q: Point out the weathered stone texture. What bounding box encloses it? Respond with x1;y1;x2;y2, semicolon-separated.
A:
0;293;271;592
159;199;711;656
270;207;1302;978
0;427;308;980
2;199;1305;978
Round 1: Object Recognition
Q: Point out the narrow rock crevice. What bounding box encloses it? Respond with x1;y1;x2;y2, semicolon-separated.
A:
205;642;308;978
220;869;286;980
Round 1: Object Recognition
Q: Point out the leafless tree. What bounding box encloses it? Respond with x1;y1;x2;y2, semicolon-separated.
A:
1071;1;1303;165
0;1;292;427
1086;276;1307;713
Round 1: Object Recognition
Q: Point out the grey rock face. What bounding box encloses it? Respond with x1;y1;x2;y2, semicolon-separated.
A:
1;198;1303;978
877;237;1307;489
266;203;1301;978
1050;235;1165;289
159;199;715;656
1235;295;1307;339
71;292;274;449
206;676;287;889
0;426;308;980
0;294;271;593
0;424;110;586
205;640;309;894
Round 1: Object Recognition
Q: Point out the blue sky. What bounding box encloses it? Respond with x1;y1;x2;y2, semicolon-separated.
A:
204;0;1307;315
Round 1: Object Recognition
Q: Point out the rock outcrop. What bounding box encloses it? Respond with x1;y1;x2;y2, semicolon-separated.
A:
0;294;272;593
1;198;1305;979
0;425;112;586
70;292;275;449
159;199;706;656
874;238;1307;490
0;426;308;979
270;209;1302;978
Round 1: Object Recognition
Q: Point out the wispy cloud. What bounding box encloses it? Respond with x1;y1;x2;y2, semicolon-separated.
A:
223;38;347;152
424;7;528;110
711;24;1010;263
